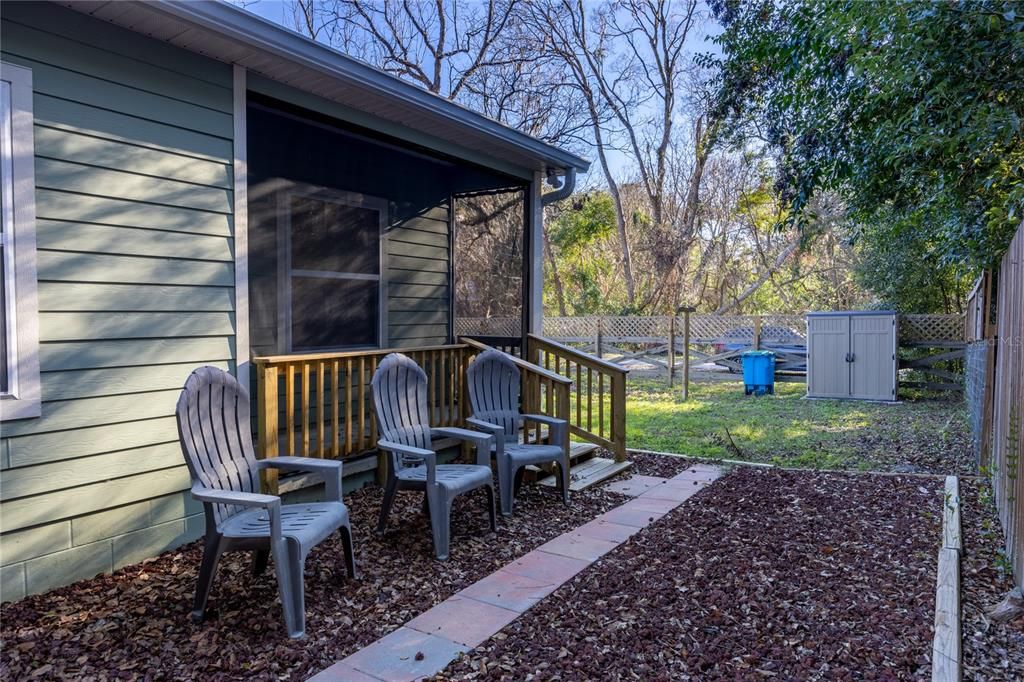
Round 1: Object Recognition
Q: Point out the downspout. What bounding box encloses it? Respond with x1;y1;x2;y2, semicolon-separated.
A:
541;167;577;205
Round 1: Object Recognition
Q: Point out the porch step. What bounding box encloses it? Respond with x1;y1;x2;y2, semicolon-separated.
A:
537;454;633;492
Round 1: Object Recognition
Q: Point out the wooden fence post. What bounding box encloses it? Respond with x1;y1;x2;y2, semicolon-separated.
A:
596;317;604;359
667;315;676;386
753;315;762;350
681;308;694;401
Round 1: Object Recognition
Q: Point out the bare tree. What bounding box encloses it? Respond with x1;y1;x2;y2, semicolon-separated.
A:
292;0;519;99
527;0;702;307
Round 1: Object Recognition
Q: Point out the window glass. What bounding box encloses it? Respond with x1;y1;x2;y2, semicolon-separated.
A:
291;277;378;349
289;194;379;275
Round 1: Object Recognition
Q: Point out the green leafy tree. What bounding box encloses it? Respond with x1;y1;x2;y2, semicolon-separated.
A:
707;0;1024;275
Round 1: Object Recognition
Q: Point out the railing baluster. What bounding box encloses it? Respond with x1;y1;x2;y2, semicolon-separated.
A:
345;357;353;455
358;356;366;450
587;366;593;432
332;359;340;458
301;362;311;456
317;361;325;457
285;363;295;457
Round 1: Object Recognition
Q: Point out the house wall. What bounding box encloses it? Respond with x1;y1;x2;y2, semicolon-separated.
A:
0;3;235;600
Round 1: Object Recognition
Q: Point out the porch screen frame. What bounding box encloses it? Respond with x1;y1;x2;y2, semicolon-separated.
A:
276;183;389;353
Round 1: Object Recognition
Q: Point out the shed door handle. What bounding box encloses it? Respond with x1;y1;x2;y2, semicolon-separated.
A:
845;352;855;362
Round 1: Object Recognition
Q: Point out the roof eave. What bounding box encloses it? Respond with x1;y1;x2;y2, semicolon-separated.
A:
143;0;590;174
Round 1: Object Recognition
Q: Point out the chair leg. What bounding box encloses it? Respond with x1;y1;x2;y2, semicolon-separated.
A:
252;549;269;577
191;532;224;623
484;484;497;532
273;537;304;639
498;457;515;517
427;487;451;561
559;458;571;506
340;525;358;579
377;477;398;535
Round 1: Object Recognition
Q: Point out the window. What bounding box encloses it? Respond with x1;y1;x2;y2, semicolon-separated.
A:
277;185;387;352
0;62;40;421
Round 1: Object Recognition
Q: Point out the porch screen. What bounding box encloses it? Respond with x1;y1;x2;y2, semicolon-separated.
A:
453;190;526;339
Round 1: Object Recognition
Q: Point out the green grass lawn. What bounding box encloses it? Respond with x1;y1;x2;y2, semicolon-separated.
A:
626;377;974;474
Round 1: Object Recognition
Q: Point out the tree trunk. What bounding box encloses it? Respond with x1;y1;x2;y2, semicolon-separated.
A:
542;224;568;316
715;238;800;314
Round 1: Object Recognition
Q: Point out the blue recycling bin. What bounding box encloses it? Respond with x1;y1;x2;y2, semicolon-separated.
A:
741;351;776;395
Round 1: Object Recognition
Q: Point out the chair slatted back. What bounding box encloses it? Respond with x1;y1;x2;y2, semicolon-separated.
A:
467;349;520;437
176;366;261;525
372;353;433;469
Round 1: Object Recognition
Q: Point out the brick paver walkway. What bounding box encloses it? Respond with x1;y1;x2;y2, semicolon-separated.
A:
309;463;723;682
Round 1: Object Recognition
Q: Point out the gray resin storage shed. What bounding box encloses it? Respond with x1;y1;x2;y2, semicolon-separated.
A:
806;311;898;401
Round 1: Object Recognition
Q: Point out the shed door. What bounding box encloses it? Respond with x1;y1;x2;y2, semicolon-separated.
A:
808;315;850;398
850;315;896;400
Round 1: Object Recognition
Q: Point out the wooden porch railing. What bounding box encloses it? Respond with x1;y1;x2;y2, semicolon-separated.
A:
254;337;584;491
255;344;473;492
526;333;629;462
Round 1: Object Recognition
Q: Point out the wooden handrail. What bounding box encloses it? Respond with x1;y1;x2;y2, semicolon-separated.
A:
254;343;465;365
527;334;628;463
527;333;628;375
460;336;573;386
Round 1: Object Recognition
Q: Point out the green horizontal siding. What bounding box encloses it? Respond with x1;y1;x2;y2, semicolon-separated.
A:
0;2;235;595
387;205;449;346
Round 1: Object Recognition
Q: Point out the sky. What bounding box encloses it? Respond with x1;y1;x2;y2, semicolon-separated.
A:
234;0;723;182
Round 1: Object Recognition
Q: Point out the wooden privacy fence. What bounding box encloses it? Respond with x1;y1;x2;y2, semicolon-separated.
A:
966;219;1024;590
253;336;629;491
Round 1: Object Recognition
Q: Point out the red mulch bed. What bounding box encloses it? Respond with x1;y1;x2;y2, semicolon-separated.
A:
0;479;625;680
961;479;1024;680
626;450;695;478
434;467;944;680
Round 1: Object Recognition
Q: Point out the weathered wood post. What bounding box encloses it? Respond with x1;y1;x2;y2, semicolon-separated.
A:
753;315;762;350
667;315;676;386
596;317;604;359
681;307;694;401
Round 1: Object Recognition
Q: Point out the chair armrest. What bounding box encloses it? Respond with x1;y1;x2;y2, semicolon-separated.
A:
466;417;506;455
433;427;495;467
521;413;568;449
191;486;279;508
191;486;283;539
257;457;343;503
377;440;438;486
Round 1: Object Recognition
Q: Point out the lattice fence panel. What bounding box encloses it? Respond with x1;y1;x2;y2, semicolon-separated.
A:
761;314;807;343
687;315;756;344
899;314;964;344
542;316;599;341
455;317;521;337
603;316;671;341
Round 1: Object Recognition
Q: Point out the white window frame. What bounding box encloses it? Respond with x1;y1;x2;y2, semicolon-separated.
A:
0;62;40;422
276;184;388;353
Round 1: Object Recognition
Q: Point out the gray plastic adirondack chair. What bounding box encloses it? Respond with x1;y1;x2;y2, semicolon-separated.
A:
175;366;357;639
371;353;496;560
466;349;570;516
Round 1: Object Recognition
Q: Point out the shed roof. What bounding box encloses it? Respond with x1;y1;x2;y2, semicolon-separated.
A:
59;0;590;178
